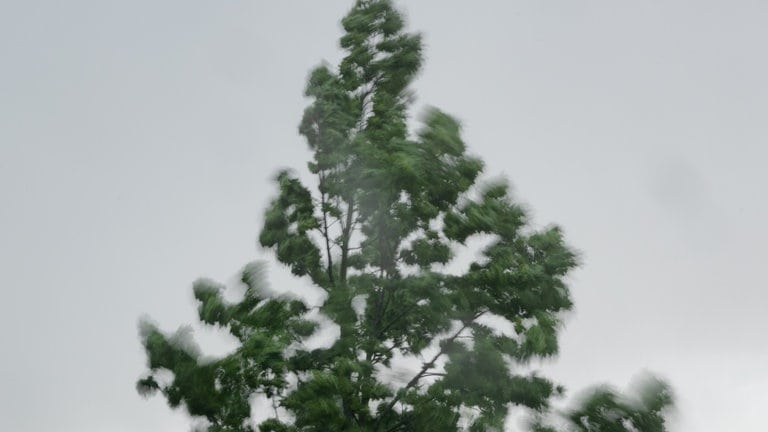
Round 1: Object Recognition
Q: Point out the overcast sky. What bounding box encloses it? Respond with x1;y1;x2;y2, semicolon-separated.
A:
2;1;767;431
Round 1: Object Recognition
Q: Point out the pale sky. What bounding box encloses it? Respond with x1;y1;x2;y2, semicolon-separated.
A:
2;1;767;431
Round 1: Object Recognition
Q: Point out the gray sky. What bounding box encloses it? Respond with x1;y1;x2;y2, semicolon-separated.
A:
2;1;767;431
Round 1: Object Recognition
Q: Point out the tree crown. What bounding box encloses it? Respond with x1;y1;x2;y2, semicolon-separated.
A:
137;2;673;431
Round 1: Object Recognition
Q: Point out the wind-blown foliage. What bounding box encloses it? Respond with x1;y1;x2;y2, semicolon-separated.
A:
137;1;674;431
532;376;674;432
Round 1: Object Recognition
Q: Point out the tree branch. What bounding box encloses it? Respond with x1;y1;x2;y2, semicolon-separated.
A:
339;197;355;283
318;172;335;285
375;311;487;430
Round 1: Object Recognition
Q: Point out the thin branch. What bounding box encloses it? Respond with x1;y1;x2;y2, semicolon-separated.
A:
376;302;417;338
318;172;335;285
339;197;356;283
375;311;487;429
421;372;447;378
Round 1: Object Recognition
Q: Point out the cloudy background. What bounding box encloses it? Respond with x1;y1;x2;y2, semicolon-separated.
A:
2;1;766;430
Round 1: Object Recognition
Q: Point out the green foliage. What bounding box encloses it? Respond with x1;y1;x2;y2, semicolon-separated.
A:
568;377;673;432
530;376;674;432
137;1;674;431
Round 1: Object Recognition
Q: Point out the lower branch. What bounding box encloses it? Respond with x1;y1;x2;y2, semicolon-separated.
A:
376;311;487;429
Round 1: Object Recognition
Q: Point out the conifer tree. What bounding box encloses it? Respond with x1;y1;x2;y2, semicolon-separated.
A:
137;1;673;431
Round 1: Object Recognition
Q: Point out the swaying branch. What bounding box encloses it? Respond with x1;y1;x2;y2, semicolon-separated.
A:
376;310;487;429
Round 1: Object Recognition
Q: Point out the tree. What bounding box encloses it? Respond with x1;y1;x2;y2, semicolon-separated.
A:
136;1;674;431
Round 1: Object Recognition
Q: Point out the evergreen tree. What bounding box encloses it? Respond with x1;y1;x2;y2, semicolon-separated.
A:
137;1;673;431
